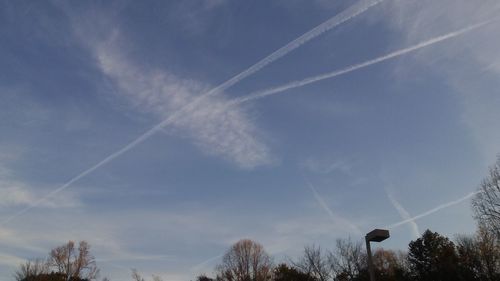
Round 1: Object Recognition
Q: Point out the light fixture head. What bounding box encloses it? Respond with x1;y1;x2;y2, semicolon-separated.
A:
366;229;390;242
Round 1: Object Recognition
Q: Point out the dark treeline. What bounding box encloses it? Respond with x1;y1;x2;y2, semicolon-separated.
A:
13;157;500;281
193;226;500;281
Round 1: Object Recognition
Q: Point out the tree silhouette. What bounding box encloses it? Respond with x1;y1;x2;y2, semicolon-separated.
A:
456;227;500;281
407;230;459;281
294;245;330;281
371;249;409;281
473;155;500;240
216;239;273;281
328;238;366;281
14;259;49;281
14;241;98;281
272;264;316;281
195;274;214;281
18;272;89;281
48;241;99;281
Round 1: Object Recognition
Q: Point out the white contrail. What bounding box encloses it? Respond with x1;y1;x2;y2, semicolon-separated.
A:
233;18;497;104
386;190;480;229
211;0;385;94
190;254;223;273
305;180;361;234
229;19;494;233
385;187;420;238
0;0;382;226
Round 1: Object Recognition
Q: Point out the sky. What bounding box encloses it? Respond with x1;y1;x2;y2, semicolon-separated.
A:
1;0;500;280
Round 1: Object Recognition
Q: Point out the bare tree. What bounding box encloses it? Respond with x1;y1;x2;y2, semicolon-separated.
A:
456;226;500;281
131;269;145;281
327;238;366;281
372;249;409;281
13;259;49;281
48;240;99;281
473;155;500;239
216;239;273;281
295;245;331;281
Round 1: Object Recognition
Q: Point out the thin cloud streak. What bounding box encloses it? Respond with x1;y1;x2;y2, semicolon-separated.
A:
233;18;497;104
384;187;420;238
305;180;361;234
0;0;380;225
386;191;480;229
0;252;25;267
96;44;271;168
190;254;223;273
215;0;385;89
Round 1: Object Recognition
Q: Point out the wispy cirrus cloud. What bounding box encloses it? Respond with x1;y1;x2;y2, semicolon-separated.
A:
381;0;500;163
0;227;49;254
0;184;80;209
303;157;353;175
0;252;25;267
0;149;80;210
88;0;387;168
0;189;369;280
0;207;227;273
369;1;500;232
302;156;368;187
93;31;272;169
79;0;387;170
233;18;495;104
169;0;228;36
1;0;383;225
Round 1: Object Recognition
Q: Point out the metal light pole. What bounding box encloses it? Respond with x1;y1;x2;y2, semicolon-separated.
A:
365;229;390;281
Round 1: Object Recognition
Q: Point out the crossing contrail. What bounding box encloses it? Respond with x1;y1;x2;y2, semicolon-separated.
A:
226;18;495;233
386;191;480;229
233;18;497;104
0;0;383;226
209;0;385;95
385;187;421;238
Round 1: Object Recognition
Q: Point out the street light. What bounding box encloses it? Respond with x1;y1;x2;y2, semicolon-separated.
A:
365;229;390;281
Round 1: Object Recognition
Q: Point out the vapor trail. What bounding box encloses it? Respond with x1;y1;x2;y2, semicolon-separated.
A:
233;19;496;104
211;0;385;94
191;254;223;273
0;0;382;226
385;187;420;238
306;180;361;234
386;190;480;229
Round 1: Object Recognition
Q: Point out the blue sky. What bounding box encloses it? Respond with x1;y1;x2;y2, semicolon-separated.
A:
1;0;500;280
